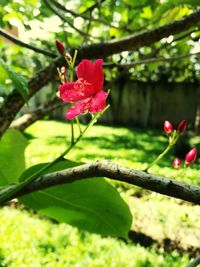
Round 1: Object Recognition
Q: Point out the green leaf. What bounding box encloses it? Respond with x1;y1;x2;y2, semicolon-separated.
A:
20;160;132;238
0;129;28;186
0;59;29;101
153;0;199;22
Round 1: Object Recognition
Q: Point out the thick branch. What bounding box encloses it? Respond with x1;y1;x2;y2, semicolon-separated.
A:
187;256;200;267
0;28;56;58
0;9;200;138
10;96;66;131
6;160;200;205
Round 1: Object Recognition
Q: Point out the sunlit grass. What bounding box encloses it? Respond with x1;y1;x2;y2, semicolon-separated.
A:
1;120;200;266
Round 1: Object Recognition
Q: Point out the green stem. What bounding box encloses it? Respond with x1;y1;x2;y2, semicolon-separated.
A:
75;117;82;134
144;143;173;172
71;120;74;144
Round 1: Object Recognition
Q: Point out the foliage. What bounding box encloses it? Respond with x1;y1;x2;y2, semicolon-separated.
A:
0;206;189;267
0;0;199;93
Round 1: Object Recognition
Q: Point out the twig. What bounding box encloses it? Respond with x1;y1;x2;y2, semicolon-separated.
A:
80;0;106;15
0;28;56;58
49;0;118;29
2;160;200;205
43;0;92;38
103;52;200;68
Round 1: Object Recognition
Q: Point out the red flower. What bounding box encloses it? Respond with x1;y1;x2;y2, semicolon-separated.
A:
164;120;173;134
178;120;187;134
59;59;108;120
185;148;197;166
173;158;181;169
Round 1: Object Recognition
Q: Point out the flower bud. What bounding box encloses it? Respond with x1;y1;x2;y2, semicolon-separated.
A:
164;120;173;134
185;148;197;166
178;120;187;134
173;158;181;169
56;40;65;55
61;66;67;74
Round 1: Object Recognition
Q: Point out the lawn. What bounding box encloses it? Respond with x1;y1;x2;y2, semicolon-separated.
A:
1;120;200;267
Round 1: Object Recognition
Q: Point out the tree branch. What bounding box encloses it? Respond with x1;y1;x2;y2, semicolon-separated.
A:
43;0;92;38
10;96;67;131
0;28;57;58
187;256;200;267
49;0;112;26
3;160;200;205
0;9;200;138
103;51;200;68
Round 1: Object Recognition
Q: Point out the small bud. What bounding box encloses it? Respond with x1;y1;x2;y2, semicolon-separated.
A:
56;40;65;55
164;120;173;134
61;66;67;74
173;158;181;169
185;148;197;166
178;120;187;134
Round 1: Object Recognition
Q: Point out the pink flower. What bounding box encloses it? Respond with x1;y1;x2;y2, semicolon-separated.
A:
185;148;197;166
164;120;173;134
59;59;108;120
178;120;187;134
173;158;181;169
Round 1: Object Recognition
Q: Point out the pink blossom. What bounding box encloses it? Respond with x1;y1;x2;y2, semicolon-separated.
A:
59;59;108;120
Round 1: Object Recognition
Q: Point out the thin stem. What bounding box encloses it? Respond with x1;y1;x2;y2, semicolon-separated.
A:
75;117;82;134
71;120;74;144
72;50;78;68
144;144;173;172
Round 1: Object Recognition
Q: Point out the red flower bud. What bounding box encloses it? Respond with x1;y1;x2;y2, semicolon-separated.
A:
185;148;197;165
164;120;173;134
178;120;187;133
56;40;65;55
173;158;181;169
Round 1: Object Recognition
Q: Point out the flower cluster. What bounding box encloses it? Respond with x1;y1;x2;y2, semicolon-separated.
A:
163;120;197;168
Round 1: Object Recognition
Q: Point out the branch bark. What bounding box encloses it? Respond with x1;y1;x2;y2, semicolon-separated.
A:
0;9;200;138
187;256;200;267
4;160;200;205
104;51;200;68
10;96;67;131
0;28;57;58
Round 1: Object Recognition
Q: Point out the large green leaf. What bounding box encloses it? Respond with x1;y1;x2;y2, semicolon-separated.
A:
0;129;28;186
20;160;132;238
0;59;29;101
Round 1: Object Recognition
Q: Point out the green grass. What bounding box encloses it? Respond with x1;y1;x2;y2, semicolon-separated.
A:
1;120;200;266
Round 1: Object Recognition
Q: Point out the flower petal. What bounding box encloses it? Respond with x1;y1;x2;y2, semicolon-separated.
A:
89;91;108;113
77;59;104;93
59;81;93;102
66;98;91;120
